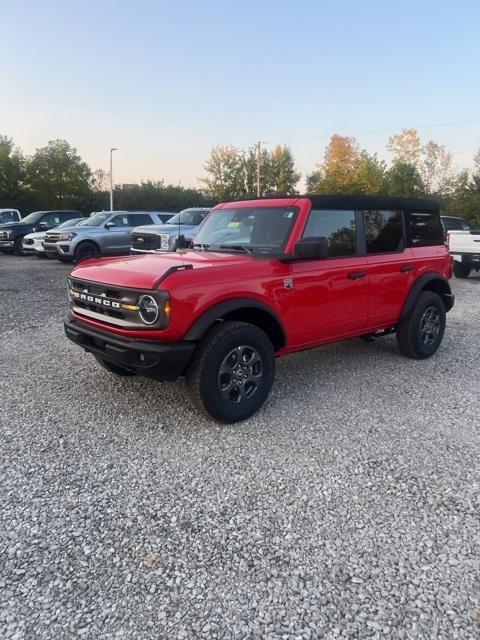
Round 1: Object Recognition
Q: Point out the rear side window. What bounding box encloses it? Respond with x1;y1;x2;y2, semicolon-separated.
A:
364;210;403;254
302;210;356;257
129;214;153;226
407;211;444;247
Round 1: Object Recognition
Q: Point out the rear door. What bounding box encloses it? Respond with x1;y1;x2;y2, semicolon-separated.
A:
362;210;415;328
291;209;368;346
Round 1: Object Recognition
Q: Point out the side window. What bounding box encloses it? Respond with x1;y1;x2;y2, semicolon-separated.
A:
407;211;444;247
364;210;403;254
42;213;62;226
109;214;130;227
302;209;356;257
128;214;153;226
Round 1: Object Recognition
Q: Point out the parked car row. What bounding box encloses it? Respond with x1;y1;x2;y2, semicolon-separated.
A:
1;209;478;280
0;207;210;261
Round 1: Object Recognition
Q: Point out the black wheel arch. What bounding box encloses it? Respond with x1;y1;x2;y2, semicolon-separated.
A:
184;298;287;352
400;273;454;320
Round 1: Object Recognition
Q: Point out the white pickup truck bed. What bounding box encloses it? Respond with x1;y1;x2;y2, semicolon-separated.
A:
447;229;480;278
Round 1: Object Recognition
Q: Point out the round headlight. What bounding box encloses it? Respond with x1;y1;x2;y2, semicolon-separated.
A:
138;295;159;325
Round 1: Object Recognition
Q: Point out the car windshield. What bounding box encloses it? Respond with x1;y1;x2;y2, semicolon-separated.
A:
56;218;83;229
0;211;17;223
81;212;111;227
167;210;207;226
193;206;299;254
15;211;44;225
443;217;472;231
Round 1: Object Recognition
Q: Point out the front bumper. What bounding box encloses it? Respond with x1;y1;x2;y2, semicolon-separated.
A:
43;241;73;259
64;314;196;381
0;240;14;250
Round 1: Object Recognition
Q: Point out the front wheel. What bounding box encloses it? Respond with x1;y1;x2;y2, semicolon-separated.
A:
453;262;471;279
396;291;446;359
185;321;275;423
13;237;27;256
74;241;100;262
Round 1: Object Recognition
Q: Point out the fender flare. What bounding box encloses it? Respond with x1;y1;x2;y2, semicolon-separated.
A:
184;297;287;347
400;273;453;320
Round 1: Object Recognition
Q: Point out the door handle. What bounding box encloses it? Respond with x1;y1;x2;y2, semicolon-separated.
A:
399;264;414;272
347;271;366;280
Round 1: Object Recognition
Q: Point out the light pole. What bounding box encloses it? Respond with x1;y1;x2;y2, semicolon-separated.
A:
256;141;266;197
109;147;118;211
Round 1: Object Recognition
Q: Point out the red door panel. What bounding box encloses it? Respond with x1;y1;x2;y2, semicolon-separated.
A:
291;256;368;347
365;249;415;328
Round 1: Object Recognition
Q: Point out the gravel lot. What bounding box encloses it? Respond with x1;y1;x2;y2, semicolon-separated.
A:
1;254;479;640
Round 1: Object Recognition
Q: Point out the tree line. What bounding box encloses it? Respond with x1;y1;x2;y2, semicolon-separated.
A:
1;131;479;223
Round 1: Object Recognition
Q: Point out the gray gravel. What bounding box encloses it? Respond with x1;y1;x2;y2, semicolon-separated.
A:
1;254;480;639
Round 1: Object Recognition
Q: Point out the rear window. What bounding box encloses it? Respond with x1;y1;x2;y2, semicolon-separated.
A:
442;216;472;231
364;210;403;254
406;211;444;247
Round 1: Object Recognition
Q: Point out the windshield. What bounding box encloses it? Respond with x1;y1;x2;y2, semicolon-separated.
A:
56;218;83;229
0;211;17;223
167;210;208;226
15;211;44;225
81;212;111;227
443;217;472;231
193;206;299;253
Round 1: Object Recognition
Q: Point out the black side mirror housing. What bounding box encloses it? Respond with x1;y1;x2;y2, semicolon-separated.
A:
293;237;329;260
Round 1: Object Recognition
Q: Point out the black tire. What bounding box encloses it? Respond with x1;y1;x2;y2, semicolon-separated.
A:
13;236;26;256
185;321;275;423
396;291;446;359
74;241;100;262
93;355;136;377
453;262;471;279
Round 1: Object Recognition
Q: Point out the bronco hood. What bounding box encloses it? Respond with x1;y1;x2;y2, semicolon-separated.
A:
70;250;255;290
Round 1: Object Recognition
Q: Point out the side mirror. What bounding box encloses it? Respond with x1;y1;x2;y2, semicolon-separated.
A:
294;237;329;260
105;221;115;229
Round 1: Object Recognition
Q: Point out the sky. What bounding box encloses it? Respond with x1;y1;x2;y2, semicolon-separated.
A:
2;0;480;189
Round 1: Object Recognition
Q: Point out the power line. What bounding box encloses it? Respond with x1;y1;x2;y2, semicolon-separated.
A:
262;119;480;146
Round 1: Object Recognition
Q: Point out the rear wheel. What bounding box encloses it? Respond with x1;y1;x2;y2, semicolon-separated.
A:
453;262;471;279
93;355;136;377
185;321;275;423
396;291;446;359
74;241;100;262
13;236;26;256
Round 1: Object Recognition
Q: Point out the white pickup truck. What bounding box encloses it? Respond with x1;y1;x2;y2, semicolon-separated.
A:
446;225;480;278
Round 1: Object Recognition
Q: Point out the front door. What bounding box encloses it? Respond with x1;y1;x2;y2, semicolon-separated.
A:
103;213;133;253
291;209;368;347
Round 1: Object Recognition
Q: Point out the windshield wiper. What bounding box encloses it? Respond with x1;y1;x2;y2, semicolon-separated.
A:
213;244;255;254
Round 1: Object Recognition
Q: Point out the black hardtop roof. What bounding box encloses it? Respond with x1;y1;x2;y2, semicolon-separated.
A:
305;194;438;212
231;194;439;212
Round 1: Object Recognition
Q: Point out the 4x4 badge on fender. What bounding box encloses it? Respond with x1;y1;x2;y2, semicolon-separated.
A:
283;278;294;289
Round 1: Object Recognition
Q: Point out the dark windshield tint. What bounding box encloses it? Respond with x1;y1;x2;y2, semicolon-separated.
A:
16;211;44;225
194;206;299;252
167;209;209;226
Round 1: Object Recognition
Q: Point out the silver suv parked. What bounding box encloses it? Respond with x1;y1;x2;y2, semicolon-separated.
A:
130;208;211;253
43;211;174;262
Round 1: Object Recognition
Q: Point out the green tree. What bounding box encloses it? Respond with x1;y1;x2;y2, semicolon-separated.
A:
202;145;246;201
352;152;387;194
26;139;92;209
386;162;425;197
387;128;422;166
0;135;26;208
264;145;300;195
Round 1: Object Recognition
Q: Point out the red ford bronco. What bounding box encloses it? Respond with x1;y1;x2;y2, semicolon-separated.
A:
65;195;454;423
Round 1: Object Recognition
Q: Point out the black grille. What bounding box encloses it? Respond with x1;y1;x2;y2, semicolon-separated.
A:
131;234;160;251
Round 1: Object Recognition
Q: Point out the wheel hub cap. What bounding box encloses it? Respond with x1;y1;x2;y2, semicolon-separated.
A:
218;345;263;403
420;306;441;345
